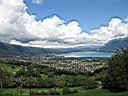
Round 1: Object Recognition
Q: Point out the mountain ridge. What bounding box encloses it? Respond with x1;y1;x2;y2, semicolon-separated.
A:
99;37;128;52
0;42;95;57
0;37;128;57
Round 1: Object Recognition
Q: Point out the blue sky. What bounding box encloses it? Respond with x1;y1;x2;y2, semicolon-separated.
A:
0;0;127;48
24;0;128;31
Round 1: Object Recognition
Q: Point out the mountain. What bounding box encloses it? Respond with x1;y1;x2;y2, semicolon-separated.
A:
0;42;78;57
0;42;52;57
99;37;128;52
2;36;127;57
0;42;96;57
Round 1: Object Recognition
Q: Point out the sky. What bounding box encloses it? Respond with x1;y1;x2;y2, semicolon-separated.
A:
0;0;128;48
24;0;128;31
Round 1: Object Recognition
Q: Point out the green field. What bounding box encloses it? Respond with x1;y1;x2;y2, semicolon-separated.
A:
1;88;128;96
0;62;128;96
0;49;128;96
66;89;128;96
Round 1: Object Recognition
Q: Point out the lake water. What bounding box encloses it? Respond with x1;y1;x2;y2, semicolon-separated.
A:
60;51;114;58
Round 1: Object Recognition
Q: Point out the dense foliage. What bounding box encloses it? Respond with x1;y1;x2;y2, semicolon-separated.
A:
0;59;98;95
1;48;128;95
103;48;128;92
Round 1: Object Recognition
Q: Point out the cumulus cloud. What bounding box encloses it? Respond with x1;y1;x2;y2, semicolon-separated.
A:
0;0;128;48
89;18;128;44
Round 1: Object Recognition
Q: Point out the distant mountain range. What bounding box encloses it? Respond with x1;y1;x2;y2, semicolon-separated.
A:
99;37;128;52
0;42;96;57
0;37;128;57
0;42;53;56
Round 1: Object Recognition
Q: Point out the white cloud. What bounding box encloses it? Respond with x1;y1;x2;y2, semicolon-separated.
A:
124;16;128;23
0;0;128;48
89;18;128;44
32;0;44;5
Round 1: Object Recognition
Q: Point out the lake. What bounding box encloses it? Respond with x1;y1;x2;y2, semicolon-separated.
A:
60;51;114;58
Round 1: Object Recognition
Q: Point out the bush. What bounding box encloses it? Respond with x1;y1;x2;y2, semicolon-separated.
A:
62;87;71;94
31;89;62;95
31;90;49;95
70;89;78;93
83;78;97;89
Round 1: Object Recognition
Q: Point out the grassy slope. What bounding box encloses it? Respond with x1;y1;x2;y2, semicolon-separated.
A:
1;88;128;96
0;63;128;96
65;89;128;96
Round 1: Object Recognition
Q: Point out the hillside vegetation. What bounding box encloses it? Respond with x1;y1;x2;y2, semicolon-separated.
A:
0;48;128;96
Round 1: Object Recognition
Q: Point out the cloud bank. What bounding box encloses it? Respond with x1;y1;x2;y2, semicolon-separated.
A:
0;0;128;48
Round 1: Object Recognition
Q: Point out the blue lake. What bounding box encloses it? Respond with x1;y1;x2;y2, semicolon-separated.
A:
60;51;114;58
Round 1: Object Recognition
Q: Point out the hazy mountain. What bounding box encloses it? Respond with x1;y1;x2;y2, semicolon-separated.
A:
0;42;96;57
99;37;128;52
1;37;127;57
0;42;50;56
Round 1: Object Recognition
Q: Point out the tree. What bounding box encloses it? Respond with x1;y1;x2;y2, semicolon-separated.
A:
103;48;128;92
0;67;4;96
0;67;4;88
